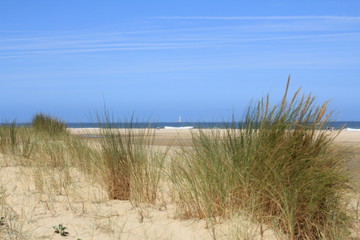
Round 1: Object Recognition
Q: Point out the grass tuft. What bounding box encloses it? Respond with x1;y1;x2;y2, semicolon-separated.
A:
0;121;35;160
171;77;352;239
92;112;166;204
31;113;67;136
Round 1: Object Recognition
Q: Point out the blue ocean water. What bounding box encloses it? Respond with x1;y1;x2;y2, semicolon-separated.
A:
66;122;226;129
66;121;360;130
3;121;360;130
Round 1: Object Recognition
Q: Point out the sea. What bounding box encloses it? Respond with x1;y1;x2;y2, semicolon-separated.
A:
4;121;360;131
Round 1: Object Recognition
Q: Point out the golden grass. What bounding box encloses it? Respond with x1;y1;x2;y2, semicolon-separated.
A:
0;78;358;239
170;77;353;239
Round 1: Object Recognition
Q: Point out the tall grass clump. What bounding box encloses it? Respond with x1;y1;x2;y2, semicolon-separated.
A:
31;113;67;136
0;121;34;159
0;121;19;155
93;112;165;204
171;77;351;239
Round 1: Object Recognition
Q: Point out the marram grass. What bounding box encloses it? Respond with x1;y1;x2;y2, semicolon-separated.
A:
0;112;166;206
31;113;67;136
0;122;35;160
0;82;356;239
170;78;352;239
92;112;166;204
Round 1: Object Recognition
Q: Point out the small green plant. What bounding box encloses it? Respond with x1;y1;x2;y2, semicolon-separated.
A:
52;224;68;236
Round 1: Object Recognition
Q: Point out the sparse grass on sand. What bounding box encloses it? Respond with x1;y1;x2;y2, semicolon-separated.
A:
0;78;358;239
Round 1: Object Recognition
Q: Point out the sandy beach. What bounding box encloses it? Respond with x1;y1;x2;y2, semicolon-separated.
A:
0;128;359;240
69;128;360;146
3;0;360;238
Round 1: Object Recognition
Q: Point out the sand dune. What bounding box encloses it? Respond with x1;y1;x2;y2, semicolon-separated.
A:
0;129;359;239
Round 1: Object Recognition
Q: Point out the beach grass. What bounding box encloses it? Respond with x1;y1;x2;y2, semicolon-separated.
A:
0;122;35;160
31;113;67;136
0;80;358;239
92;112;166;204
170;78;352;239
0;112;166;207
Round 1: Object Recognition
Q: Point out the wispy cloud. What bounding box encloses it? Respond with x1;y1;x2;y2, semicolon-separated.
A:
154;16;360;21
1;15;360;59
1;31;359;58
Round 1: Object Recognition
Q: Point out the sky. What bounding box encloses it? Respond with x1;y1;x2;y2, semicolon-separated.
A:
1;0;360;122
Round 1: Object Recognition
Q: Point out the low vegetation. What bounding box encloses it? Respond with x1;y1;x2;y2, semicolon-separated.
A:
171;78;352;239
0;122;34;159
0;78;357;239
31;113;67;136
93;113;166;203
0;112;166;205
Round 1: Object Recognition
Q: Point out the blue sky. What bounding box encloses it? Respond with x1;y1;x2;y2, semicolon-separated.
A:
1;0;360;122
